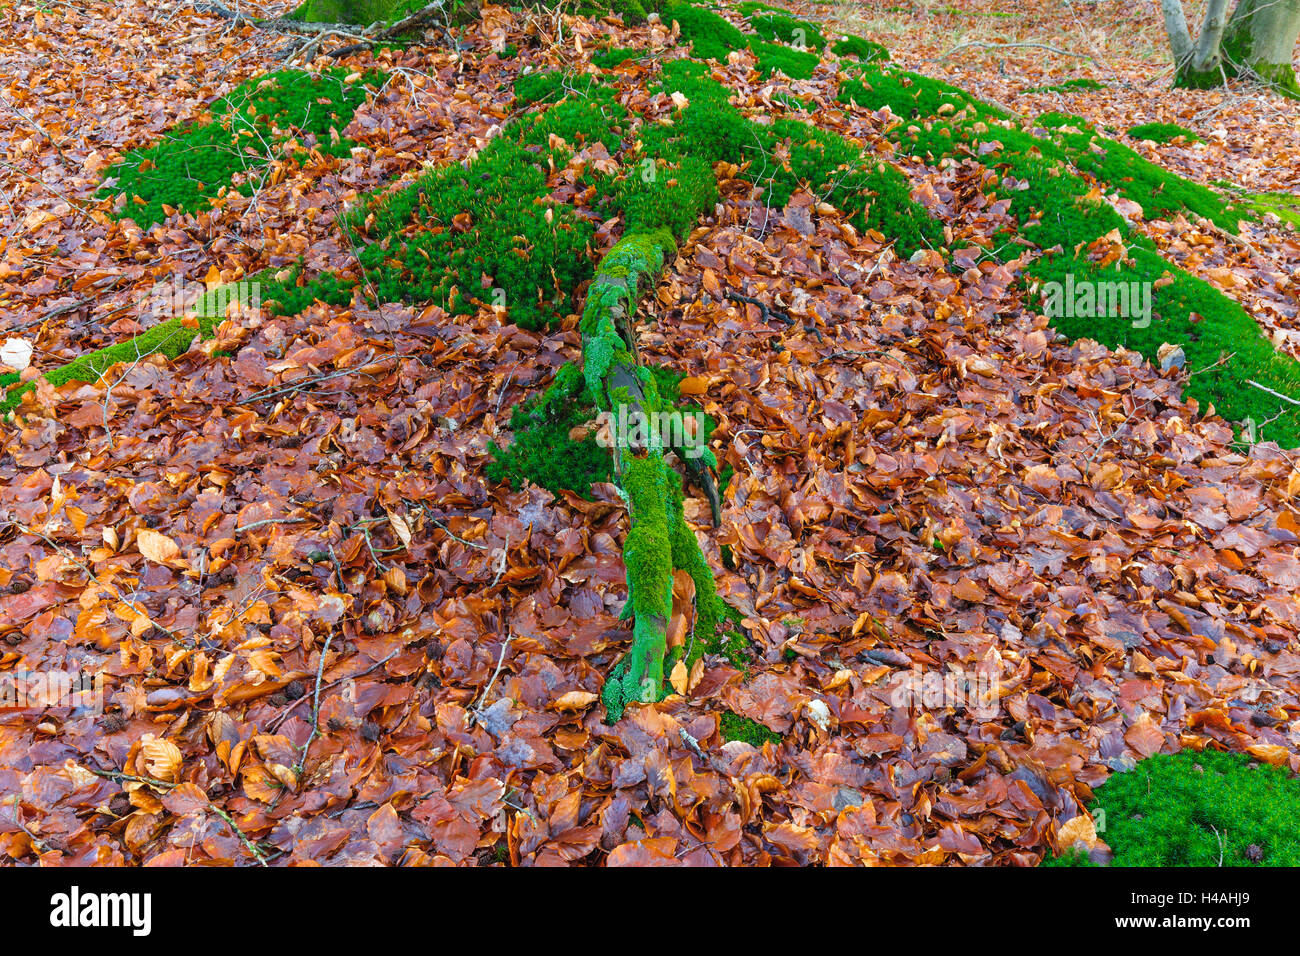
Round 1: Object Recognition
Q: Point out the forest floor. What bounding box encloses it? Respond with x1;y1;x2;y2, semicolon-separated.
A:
0;0;1298;866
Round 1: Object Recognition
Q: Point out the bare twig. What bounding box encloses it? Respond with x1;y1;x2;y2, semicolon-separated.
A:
469;633;513;724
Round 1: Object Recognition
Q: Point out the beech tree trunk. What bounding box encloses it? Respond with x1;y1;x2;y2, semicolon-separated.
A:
1164;0;1300;96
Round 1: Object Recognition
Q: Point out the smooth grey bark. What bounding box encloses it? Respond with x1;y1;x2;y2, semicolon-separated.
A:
1160;0;1300;95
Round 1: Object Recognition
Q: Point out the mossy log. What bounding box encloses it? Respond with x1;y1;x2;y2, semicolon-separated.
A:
581;228;725;720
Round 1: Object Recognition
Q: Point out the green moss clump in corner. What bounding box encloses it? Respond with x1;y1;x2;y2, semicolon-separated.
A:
102;68;379;228
1042;750;1300;867
720;711;782;746
1026;77;1105;94
831;35;890;63
1127;121;1202;144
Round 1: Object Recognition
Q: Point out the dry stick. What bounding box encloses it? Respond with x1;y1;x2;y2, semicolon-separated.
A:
0;94;68;161
294;629;336;776
83;767;268;866
234;516;307;534
265;649;400;732
469;633;513;725
1246;379;1300;407
427;515;489;550
242;356;392;403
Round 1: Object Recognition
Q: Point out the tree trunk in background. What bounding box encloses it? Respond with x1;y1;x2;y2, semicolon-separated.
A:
1220;0;1300;93
1167;0;1300;96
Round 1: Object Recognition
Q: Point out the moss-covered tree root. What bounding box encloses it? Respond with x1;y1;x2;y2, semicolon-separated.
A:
582;229;725;721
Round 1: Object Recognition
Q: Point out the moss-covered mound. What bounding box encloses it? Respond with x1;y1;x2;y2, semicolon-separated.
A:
1026;77;1104;94
343;84;627;329
1236;190;1300;227
102;68;379;228
840;64;1300;447
1044;750;1300;867
1127;121;1202;144
832;35;890;63
721;710;782;745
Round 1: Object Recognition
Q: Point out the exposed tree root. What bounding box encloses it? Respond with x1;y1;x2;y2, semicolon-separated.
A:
581;229;726;721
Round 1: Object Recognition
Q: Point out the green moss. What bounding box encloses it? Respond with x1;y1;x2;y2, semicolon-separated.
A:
1026;77;1104;94
290;0;422;24
747;10;826;50
1235;191;1300;226
1042;750;1300;867
567;0;659;23
1033;113;1240;231
1041;846;1096;867
1127;121;1201;144
856;161;944;256
720;711;781;745
258;264;355;315
661;1;749;60
667;476;724;664
861;67;1295;448
592;47;646;69
349;87;626;330
749;40;820;79
757;117;867;209
0;278;255;412
486;362;613;498
604;155;721;239
512;69;571;108
839;66;1008;121
749;118;942;254
603;453;675;720
102;69;379;228
1029;245;1300;446
831;35;889;63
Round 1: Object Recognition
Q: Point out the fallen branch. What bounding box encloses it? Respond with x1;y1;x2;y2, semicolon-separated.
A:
940;40;1092;61
725;288;822;341
265;650;401;732
1246;379;1300;408
84;767;268;865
